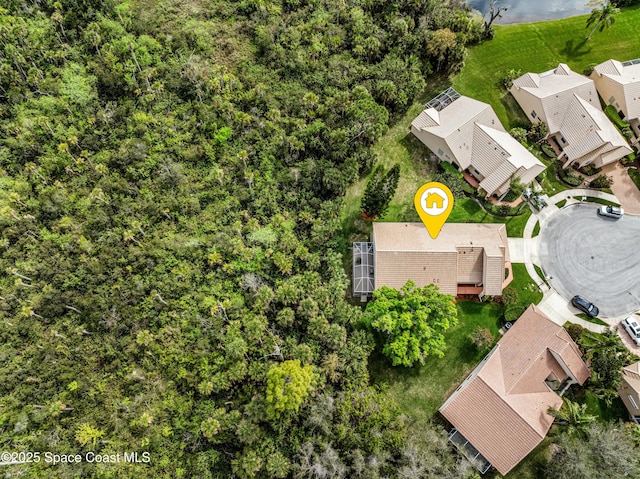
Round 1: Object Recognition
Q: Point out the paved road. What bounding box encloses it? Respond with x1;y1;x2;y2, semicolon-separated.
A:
538;203;640;317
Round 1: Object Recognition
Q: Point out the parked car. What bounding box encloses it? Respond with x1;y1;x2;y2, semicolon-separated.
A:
571;295;600;318
598;205;624;218
622;317;640;345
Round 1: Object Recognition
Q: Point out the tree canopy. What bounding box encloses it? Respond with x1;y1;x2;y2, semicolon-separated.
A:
363;281;458;367
0;0;487;476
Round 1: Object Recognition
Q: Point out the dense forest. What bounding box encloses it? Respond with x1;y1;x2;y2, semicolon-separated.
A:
0;0;486;477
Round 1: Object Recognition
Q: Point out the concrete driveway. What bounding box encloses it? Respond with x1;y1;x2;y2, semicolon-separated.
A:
601;162;640;214
538;203;640;317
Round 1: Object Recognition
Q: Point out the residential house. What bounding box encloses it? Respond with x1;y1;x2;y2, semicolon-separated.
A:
619;361;640;424
590;58;640;141
352;222;511;299
510;63;632;169
440;305;590;475
410;88;545;198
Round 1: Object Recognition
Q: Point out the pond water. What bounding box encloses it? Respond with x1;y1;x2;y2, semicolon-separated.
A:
467;0;593;24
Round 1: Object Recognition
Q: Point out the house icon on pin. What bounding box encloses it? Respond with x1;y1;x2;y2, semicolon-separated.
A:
425;192;445;209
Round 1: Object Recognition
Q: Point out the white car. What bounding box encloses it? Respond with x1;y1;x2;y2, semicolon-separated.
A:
598;205;624;218
622;317;640;345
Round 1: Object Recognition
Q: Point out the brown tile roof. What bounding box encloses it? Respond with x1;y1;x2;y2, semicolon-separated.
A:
440;305;590;475
372;223;510;296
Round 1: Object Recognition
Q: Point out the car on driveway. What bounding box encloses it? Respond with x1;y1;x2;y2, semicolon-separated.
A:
622;317;640;345
598;205;624;218
571;295;600;318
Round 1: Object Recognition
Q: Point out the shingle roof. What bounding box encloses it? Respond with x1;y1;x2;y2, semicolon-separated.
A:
440;305;589;475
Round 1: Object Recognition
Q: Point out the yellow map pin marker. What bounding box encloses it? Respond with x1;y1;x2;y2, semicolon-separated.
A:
414;182;454;239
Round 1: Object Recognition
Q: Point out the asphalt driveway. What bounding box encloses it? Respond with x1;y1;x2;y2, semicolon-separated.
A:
538;203;640;318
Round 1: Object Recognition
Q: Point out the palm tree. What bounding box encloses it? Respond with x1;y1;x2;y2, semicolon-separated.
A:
585;1;620;41
548;399;596;437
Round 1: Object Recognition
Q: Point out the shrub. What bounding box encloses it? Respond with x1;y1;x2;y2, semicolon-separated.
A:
622;152;636;165
527;122;548;144
504;305;523;322
578;164;601;176
558;166;583;186
502;69;522;89
440;161;463;178
604;104;630;129
510;127;528;144
501;286;518;306
565;323;585;343
540;142;556;158
589;174;613;189
470;327;493;350
622;126;634;140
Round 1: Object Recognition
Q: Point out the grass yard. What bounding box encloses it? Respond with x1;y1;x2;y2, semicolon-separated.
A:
509;263;544;307
370;300;503;423
449;197;531;237
576;390;628;422
370;264;542;422
453;4;640;129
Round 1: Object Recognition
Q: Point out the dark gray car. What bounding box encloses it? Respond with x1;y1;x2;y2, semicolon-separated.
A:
571;295;599;318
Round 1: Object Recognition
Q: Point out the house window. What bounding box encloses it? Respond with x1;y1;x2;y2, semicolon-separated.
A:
561;137;567;144
474;168;481;175
444;155;451;161
531;110;537;119
609;95;615;104
630;395;639;410
437;148;444;156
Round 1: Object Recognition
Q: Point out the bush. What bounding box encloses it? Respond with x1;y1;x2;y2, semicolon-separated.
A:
604;104;630;129
470;327;493;350
622;152;637;165
510;127;528;144
440;161;463;178
557;166;583;186
502;69;522;89
501;286;518;306
527;122;548;144
505;305;523;322
589;174;613;189
565;323;585;343
578;164;601;176
540;142;556;158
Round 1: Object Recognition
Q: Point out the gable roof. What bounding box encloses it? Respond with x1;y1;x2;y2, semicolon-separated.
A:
411;95;503;170
474;124;546;196
592;59;640;121
511;63;599;133
560;94;632;164
440;305;589;475
411;94;544;195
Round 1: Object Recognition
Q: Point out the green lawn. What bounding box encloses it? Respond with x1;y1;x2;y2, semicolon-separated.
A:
576;390;628;422
453;4;640;129
370;300;503;422
370;263;542;422
448;197;532;237
510;263;544;306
